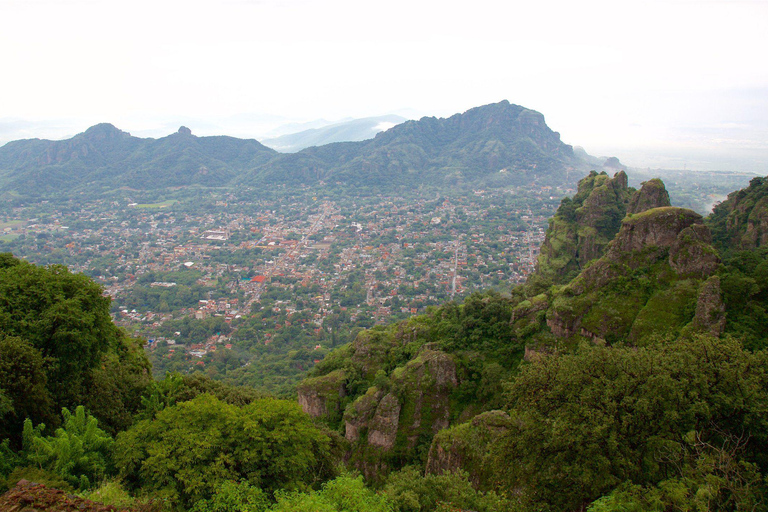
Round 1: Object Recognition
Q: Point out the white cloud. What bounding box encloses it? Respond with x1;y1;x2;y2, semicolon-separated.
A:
0;0;766;170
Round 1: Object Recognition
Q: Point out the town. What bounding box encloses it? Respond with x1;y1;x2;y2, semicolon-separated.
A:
1;184;568;393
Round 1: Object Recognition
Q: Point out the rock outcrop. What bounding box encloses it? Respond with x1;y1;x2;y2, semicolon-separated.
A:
669;224;721;277
691;276;727;336
708;176;768;251
0;480;151;512
296;369;346;420
544;206;720;344
606;207;702;257
338;346;459;481
627;178;671;214
366;393;402;450
425;410;512;489
533;171;633;287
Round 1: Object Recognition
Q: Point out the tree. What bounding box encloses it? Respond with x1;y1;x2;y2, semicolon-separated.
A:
0;335;53;446
492;335;768;512
0;254;151;440
114;394;336;510
22;406;114;490
383;467;509;512
271;474;393;512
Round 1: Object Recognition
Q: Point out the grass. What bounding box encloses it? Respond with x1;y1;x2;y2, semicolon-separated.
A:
0;233;20;242
0;220;23;230
135;199;178;209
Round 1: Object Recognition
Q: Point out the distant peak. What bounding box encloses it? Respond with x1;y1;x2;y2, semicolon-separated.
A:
178;126;192;136
81;123;127;140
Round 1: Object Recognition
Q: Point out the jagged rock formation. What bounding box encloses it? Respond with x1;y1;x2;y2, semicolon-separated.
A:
425;410;512;489
533;170;633;287
341;347;458;480
627;178;671;214
708;176;768;251
296;369;346;420
0;480;150;512
297;317;463;481
295;172;765;484
691;276;727;335
545;206;720;343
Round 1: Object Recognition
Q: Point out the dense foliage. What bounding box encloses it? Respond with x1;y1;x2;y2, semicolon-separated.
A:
3;171;768;511
494;335;768;511
0;253;151;443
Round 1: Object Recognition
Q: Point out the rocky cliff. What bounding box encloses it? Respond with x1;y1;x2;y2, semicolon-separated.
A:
544;206;720;344
708;176;768;251
425;410;512;489
533;171;633;288
295;171;762;484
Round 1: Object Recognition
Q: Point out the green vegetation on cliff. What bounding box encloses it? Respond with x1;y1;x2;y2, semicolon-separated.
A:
4;171;768;512
295;172;768;511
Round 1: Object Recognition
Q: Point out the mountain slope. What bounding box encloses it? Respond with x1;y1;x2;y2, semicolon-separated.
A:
295;172;740;483
708;175;768;252
0;125;277;196
249;100;578;188
0;101;580;196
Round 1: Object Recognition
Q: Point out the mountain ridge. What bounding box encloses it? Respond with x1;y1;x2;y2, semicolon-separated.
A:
0;101;583;197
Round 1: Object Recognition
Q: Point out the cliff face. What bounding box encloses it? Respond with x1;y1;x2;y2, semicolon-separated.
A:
295;318;463;481
544;206;720;344
533;171;633;287
296;369;346;421
341;347;459;480
425;410;512;489
708;176;768;251
627;178;671;214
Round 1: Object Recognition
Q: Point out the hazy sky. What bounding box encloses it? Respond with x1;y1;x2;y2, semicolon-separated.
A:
2;0;767;171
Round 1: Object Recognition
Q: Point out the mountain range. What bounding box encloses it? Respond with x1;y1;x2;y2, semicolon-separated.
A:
260;115;407;153
0;101;583;198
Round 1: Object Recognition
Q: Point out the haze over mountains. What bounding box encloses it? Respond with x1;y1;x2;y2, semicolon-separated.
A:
260;115;407;153
0;101;584;198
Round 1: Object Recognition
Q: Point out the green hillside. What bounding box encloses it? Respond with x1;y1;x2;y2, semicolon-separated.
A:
0;102;581;198
2;171;768;512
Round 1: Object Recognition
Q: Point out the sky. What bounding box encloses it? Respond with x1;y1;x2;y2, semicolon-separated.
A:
1;0;767;171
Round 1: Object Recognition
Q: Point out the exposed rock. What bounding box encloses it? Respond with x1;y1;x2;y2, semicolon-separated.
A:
296;369;346;419
392;349;458;447
668;224;720;277
547;207;712;343
350;330;401;379
692;276;727;335
425;410;512;488
606;207;702;258
603;156;623;169
344;387;386;443
366;393;402;450
533;171;633;286
708;176;768;251
627;178;671;214
0;480;150;512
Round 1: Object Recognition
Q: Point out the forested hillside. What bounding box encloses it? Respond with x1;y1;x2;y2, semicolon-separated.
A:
0;101;581;198
2;171;768;512
297;171;768;511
